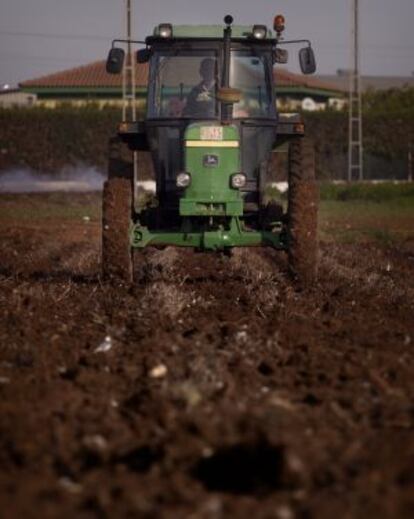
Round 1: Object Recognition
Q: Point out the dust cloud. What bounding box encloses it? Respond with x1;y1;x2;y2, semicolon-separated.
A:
0;165;105;193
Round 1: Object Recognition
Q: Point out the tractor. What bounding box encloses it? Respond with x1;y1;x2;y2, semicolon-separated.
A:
103;14;318;284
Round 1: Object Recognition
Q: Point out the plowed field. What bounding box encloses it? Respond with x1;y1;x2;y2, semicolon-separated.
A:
0;192;413;519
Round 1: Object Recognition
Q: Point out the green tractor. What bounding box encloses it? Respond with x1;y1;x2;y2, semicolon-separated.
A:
103;14;318;284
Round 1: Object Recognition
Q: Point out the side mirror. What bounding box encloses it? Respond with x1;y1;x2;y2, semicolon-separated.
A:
106;47;125;74
216;87;242;104
137;48;151;64
299;47;316;75
274;48;289;65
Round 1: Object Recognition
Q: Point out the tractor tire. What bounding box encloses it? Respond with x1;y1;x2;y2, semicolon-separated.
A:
287;137;318;285
108;136;133;180
102;177;133;283
102;137;134;283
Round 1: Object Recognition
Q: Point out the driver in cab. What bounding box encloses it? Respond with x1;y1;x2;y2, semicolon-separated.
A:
183;58;217;117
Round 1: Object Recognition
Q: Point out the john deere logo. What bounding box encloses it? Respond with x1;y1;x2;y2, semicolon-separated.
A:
203;154;219;167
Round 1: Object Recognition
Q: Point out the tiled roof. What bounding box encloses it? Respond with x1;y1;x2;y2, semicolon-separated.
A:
20;60;149;88
275;68;344;92
20;60;341;94
316;74;414;92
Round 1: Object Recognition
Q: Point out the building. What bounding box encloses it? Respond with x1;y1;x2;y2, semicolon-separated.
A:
274;69;345;111
0;86;37;108
318;70;414;92
19;60;343;111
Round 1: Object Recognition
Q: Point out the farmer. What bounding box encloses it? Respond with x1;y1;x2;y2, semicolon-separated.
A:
184;58;217;117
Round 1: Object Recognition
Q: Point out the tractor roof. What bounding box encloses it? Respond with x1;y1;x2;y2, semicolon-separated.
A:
152;25;274;40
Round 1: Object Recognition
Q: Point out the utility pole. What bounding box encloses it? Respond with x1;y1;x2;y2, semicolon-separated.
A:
122;0;136;122
122;0;139;206
348;0;363;182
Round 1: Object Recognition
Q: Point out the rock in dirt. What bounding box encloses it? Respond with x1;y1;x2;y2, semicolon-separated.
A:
94;335;113;353
172;381;202;407
82;434;108;452
149;364;168;378
58;477;83;494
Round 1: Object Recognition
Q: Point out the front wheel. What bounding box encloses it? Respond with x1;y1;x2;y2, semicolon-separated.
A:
287;137;319;285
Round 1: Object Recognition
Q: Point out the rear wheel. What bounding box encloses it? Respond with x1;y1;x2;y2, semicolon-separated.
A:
102;137;134;283
287;137;318;284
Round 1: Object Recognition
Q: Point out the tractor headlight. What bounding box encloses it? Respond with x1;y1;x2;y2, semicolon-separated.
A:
176;172;191;188
230;173;247;189
158;23;173;38
252;25;267;39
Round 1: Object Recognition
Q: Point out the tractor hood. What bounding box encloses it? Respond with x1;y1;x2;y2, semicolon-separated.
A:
179;122;244;217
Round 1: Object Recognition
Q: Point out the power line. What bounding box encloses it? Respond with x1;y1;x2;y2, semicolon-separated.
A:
317;43;414;50
0;29;110;42
2;29;412;52
317;49;414;59
0;55;85;64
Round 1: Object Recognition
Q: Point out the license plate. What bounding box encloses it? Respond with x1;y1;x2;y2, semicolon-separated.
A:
200;126;223;141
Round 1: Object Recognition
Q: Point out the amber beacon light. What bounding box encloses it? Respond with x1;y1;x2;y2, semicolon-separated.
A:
273;14;285;36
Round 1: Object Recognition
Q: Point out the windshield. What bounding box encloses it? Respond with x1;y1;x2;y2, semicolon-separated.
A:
149;48;273;119
230;51;273;118
150;51;219;118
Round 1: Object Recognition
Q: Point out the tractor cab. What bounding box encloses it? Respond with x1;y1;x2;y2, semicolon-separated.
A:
144;23;277;215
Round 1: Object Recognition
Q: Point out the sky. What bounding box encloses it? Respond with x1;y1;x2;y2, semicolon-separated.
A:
0;0;413;86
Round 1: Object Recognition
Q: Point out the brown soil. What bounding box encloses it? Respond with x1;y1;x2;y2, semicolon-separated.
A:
0;193;414;519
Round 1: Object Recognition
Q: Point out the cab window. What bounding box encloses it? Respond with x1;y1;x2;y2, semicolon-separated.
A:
150;51;219;118
230;51;273;118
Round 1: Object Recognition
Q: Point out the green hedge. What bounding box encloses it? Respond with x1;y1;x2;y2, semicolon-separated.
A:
0;101;412;179
304;111;413;180
0;105;120;173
